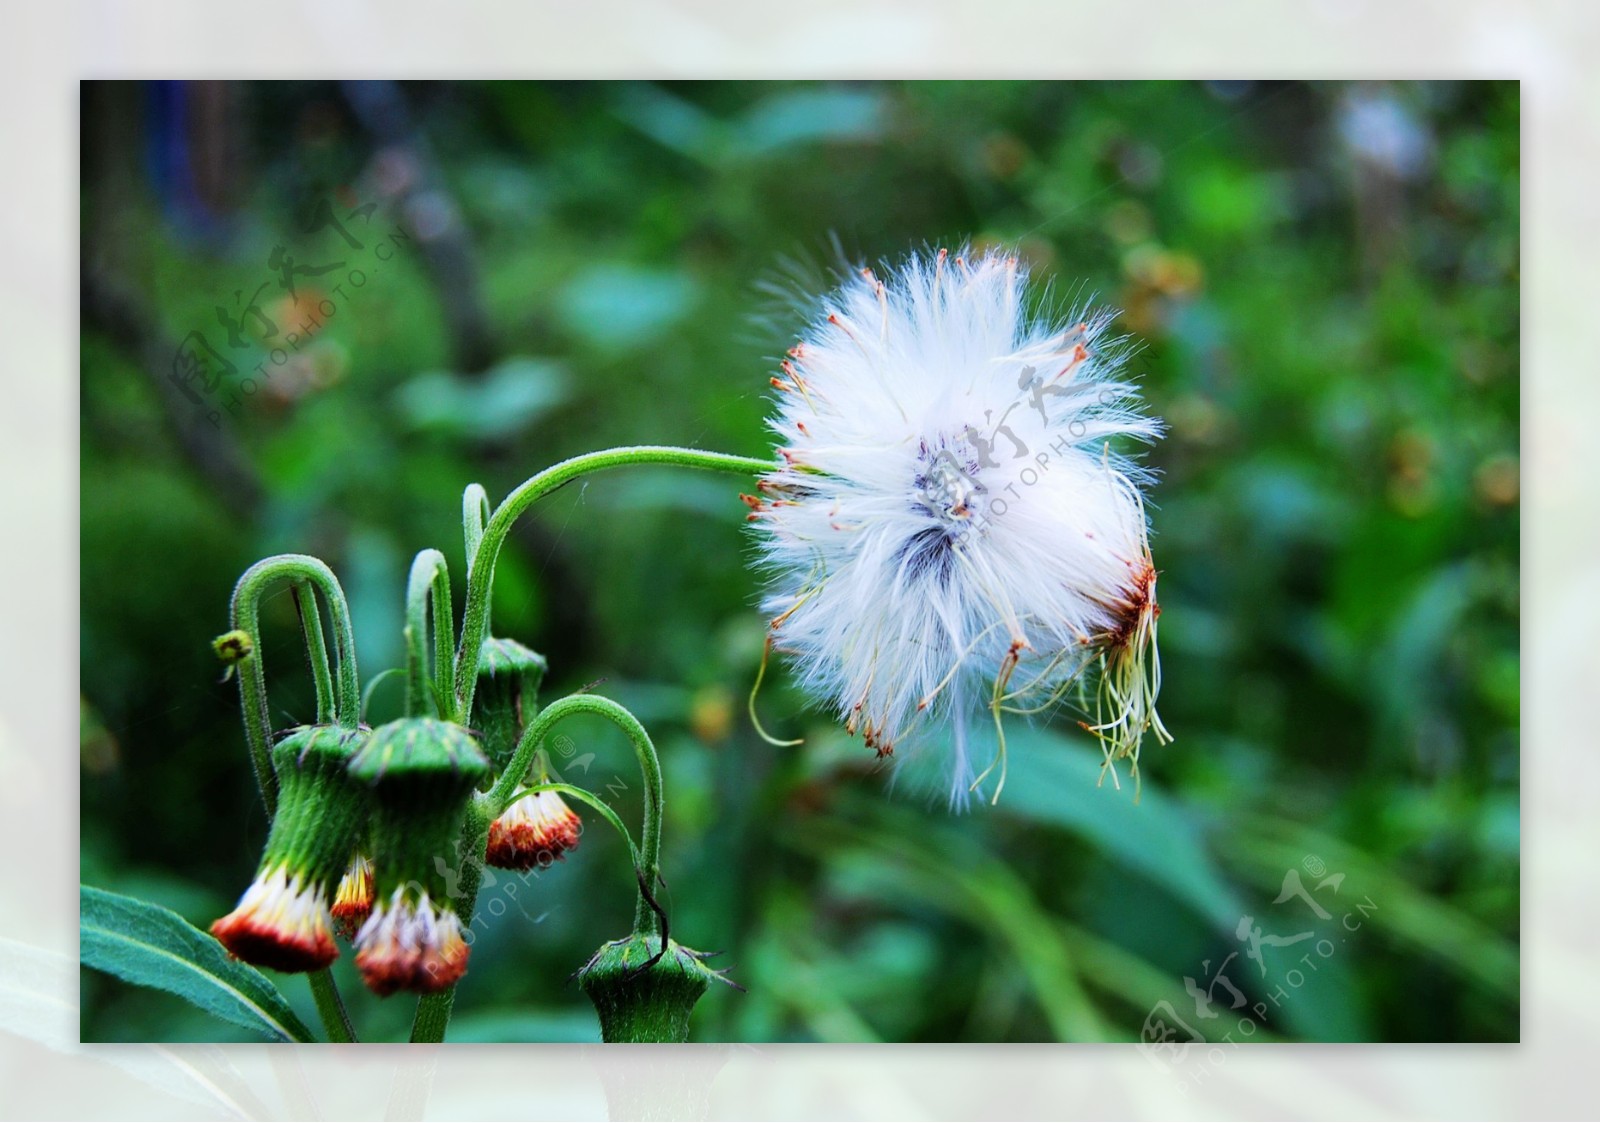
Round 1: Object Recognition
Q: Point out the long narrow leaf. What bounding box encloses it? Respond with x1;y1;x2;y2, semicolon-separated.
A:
949;726;1246;930
79;885;315;1043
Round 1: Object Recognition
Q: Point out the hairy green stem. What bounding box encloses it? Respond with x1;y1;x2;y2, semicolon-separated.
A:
452;447;773;717
307;967;357;1043
291;582;335;725
461;483;492;646
462;483;491;573
404;549;455;721
489;693;666;937
230;555;361;814
411;450;765;1044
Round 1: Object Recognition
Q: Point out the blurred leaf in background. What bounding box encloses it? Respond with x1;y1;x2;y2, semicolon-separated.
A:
80;80;1518;1043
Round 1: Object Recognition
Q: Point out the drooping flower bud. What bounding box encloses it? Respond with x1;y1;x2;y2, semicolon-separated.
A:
470;636;548;774
577;933;737;1043
210;725;371;972
473;637;579;871
486;788;581;870
330;852;375;941
347;717;489;996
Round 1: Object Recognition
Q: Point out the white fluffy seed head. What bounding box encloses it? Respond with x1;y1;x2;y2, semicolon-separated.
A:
749;246;1171;806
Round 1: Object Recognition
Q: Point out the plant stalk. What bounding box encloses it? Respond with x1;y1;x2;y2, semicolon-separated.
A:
307;967;358;1043
290;582;335;725
452;447;772;718
404;549;455;720
230;555;361;814
487;693;665;935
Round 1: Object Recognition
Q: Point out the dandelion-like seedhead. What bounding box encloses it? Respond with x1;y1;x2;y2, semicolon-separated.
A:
748;246;1171;806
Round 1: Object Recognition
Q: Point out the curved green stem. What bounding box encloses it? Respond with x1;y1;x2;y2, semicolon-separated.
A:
291;582;335;725
412;449;767;1045
307;967;357;1043
488;692;666;937
462;483;491;573
404;549;455;720
230;555;361;813
410;698;667;1043
452;447;773;717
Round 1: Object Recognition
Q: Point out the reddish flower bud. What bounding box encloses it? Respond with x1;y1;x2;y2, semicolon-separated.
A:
210;725;370;973
486;789;581;871
330;853;374;941
347;717;488;997
210;865;339;973
353;888;471;996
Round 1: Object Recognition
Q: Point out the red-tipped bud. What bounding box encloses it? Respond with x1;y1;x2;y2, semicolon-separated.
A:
347;717;489;997
352;888;470;996
486;789;581;871
330;853;374;941
210;865;338;973
210;725;370;973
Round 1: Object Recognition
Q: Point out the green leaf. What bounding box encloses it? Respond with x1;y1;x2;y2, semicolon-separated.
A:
395;356;569;440
986;726;1247;931
79;885;315;1043
733;88;885;156
557;264;698;352
4;935;273;1113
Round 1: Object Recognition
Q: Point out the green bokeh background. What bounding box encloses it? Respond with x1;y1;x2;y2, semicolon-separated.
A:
79;80;1519;1043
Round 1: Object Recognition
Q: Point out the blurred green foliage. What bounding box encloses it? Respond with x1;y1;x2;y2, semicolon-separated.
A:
80;80;1518;1043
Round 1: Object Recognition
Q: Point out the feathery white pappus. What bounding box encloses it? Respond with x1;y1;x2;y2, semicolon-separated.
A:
747;246;1171;807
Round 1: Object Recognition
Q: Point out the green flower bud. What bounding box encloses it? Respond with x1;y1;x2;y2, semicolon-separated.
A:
212;629;254;680
470;636;549;774
347;718;489;996
577;933;736;1043
210;724;371;972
